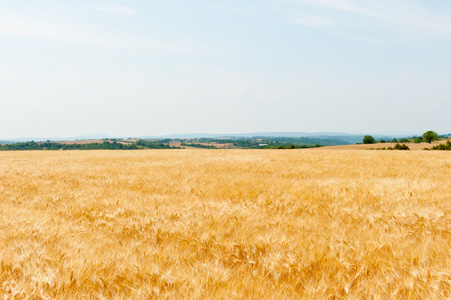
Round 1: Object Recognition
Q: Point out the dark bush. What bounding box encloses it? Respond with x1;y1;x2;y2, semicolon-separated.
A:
430;141;451;150
414;137;423;143
393;143;410;150
363;135;375;144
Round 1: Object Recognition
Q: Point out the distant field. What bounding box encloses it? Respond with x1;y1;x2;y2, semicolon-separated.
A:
319;139;450;151
169;141;234;149
0;150;450;299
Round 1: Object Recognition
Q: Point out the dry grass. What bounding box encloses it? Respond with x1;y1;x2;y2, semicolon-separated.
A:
0;149;450;299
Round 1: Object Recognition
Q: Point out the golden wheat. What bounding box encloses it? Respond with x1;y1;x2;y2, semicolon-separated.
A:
0;149;450;299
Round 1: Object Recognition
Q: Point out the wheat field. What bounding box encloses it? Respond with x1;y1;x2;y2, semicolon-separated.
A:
0;149;450;299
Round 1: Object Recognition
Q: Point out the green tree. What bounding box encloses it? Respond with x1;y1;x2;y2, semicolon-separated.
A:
423;131;438;143
363;135;375;144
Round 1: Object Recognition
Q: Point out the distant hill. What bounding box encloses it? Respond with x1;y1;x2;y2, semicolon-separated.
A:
141;132;394;145
2;134;112;143
4;131;429;144
144;132;350;139
144;131;390;138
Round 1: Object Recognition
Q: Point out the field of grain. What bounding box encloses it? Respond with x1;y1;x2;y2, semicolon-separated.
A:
0;150;450;299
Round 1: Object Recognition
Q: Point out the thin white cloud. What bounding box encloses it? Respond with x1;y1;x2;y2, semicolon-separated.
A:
234;82;251;94
290;15;333;28
0;13;118;45
289;0;379;18
0;11;219;55
92;5;137;15
353;35;388;46
283;0;451;40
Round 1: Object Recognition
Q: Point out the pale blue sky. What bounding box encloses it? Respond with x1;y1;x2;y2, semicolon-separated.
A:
0;0;450;138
